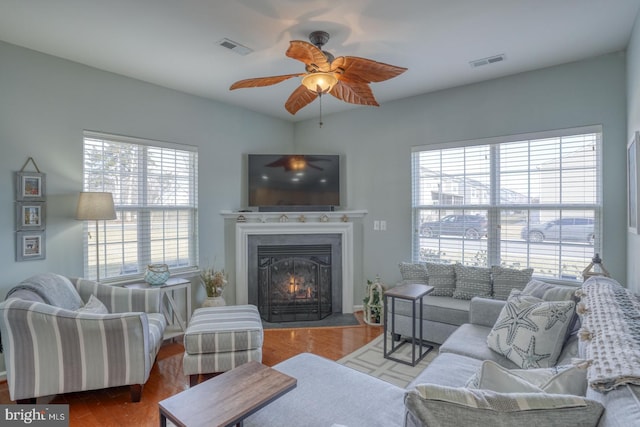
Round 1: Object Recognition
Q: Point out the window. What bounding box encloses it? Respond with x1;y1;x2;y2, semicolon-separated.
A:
82;131;198;282
412;126;601;282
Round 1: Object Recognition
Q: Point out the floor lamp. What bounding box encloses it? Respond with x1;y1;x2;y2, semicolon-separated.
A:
76;192;117;282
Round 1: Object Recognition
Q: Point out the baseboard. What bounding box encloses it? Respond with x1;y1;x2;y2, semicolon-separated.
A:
0;371;6;382
352;304;363;312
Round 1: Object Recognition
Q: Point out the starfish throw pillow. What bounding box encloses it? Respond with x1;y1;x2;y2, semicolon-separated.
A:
487;291;575;368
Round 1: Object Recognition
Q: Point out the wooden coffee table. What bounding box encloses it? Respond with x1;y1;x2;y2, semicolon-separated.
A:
159;361;297;427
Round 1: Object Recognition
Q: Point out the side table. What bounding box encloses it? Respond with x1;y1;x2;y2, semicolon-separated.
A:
383;283;434;366
159;361;296;427
124;277;192;340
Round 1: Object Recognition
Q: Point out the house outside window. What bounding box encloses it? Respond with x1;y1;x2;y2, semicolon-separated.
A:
412;126;601;282
82;131;198;282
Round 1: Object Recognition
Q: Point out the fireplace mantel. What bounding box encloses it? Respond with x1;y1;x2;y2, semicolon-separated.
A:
227;210;367;313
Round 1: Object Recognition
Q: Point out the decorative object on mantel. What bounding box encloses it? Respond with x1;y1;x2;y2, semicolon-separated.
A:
320;214;329;222
200;267;227;307
144;263;170;285
363;275;384;326
582;253;610;282
75;192;117;281
298;214;306;223
15;157;47;262
279;214;289;222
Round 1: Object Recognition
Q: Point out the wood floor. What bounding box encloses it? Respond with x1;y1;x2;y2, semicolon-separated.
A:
0;312;383;427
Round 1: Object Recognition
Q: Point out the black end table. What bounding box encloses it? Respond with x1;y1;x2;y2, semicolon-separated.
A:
383;283;434;366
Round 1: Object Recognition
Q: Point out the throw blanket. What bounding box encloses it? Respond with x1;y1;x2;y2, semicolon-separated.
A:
5;273;83;311
577;276;640;391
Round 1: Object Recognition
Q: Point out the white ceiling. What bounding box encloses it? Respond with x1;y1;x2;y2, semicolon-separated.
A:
1;0;639;122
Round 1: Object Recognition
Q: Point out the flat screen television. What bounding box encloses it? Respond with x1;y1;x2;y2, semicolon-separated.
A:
248;154;340;210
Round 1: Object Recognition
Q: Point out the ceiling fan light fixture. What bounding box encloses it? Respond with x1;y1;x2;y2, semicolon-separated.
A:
301;72;338;94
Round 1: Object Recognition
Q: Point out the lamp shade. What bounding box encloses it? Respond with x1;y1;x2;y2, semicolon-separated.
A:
301;72;338;94
75;192;117;220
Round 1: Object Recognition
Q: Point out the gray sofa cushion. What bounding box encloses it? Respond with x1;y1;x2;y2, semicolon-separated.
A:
392;295;471;326
409;352;483;389
439;323;520;369
453;265;492;300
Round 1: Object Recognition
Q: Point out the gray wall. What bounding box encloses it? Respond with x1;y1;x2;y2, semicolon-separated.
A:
628;12;640;294
0;40;294;295
295;52;627;304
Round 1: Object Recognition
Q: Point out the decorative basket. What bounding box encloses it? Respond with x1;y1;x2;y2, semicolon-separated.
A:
144;263;170;285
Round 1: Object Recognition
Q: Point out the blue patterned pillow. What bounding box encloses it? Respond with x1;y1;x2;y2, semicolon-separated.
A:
426;263;456;296
398;262;428;283
491;266;534;300
452;264;492;300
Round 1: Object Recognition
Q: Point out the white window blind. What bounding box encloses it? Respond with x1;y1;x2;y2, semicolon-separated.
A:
412;126;601;282
82;131;198;282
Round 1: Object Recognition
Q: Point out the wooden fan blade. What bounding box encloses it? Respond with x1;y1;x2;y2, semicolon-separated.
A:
285;85;318;115
329;80;379;107
286;41;331;72
230;73;303;90
331;56;407;83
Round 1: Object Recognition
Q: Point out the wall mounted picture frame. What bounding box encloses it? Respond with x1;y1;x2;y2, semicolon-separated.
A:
16;171;46;201
628;131;640;234
15;202;46;231
16;230;46;261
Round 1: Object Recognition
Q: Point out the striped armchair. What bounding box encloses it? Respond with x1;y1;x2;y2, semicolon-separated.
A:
0;273;166;403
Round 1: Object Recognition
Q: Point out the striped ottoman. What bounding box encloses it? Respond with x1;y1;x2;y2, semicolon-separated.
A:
183;304;264;386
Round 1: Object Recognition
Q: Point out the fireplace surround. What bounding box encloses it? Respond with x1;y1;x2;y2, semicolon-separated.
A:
225;210;367;315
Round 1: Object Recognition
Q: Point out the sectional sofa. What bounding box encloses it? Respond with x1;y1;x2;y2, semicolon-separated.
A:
391;262;534;344
244;276;639;427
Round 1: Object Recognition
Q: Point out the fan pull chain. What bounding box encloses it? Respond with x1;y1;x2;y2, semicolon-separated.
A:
318;93;324;127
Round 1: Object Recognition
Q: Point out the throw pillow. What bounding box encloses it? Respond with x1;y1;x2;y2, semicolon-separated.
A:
398;262;428;283
405;384;604;427
491;266;534;300
77;294;109;314
486;292;575;368
522;279;578;301
425;262;456;296
466;360;588;396
452;264;492;300
521;279;581;336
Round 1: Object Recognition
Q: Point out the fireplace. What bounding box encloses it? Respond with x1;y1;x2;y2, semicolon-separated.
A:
257;244;332;322
247;233;343;321
226;211;367;316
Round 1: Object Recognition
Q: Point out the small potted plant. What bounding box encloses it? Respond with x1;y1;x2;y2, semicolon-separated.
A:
200;267;227;307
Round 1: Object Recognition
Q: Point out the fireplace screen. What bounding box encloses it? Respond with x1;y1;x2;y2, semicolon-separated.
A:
257;244;332;322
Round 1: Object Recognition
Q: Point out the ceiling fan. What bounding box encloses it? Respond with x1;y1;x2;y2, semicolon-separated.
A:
230;31;407;116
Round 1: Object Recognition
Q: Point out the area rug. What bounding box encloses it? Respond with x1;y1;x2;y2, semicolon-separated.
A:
262;313;360;329
337;335;439;388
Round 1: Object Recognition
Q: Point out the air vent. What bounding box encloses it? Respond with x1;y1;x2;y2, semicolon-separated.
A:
469;54;506;68
217;38;253;56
